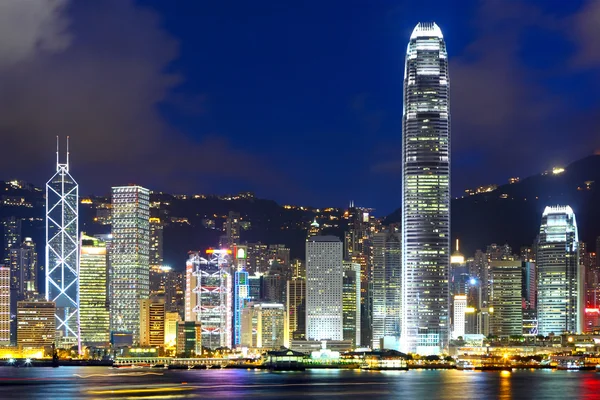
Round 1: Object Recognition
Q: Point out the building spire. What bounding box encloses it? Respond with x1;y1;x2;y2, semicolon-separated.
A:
66;136;70;167
56;136;59;168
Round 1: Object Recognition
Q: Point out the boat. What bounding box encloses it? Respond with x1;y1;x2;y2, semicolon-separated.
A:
113;363;153;369
556;361;583;370
456;360;476;371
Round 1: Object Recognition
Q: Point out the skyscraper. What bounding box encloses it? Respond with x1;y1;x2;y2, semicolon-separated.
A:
10;238;38;300
372;231;401;349
149;217;164;270
79;234;110;346
401;22;450;354
306;236;343;341
537;206;581;335
2;217;21;267
186;250;232;349
342;261;361;347
286;278;306;344
0;265;9;346
489;261;523;337
225;211;241;247
110;185;150;343
232;245;249;347
46;138;79;348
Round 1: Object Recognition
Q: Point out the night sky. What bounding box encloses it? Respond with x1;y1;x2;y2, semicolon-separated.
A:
0;0;599;215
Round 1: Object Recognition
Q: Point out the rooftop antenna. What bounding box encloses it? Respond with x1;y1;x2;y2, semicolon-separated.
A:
56;136;59;166
66;136;70;167
456;239;460;252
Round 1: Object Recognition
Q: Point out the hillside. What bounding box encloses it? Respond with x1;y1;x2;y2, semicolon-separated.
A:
385;155;600;255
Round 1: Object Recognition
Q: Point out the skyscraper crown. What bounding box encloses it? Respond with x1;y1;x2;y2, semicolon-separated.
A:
410;22;443;39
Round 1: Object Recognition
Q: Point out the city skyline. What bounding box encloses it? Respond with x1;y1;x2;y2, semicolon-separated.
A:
0;1;599;214
2;3;600;372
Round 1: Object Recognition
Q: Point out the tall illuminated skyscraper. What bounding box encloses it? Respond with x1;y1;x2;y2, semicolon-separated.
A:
306;236;343;341
2;217;21;267
46;137;79;348
401;22;450;354
10;238;38;300
186;250;232;349
0;265;9;346
537;206;581;335
110;185;150;343
79;234;109;346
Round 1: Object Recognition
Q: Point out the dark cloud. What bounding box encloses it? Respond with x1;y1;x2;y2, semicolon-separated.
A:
0;0;284;195
570;0;600;68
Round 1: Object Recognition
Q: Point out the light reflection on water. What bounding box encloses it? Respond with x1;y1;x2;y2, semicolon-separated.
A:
0;367;599;399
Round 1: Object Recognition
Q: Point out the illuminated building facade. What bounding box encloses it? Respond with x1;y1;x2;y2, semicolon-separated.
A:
149;217;164;270
10;237;38;301
110;185;150;343
140;298;165;347
452;295;466;339
2;217;21;267
0;266;9;345
401;22;450;354
342;261;361;347
17;300;55;349
176;321;201;357
241;302;285;349
306;236;343;341
187;250;232;349
489;261;523;336
225;211;241;247
46;138;79;348
79;234;109;346
537;206;580;335
233;246;249;347
164;311;180;348
286;278;306;344
372;231;401;349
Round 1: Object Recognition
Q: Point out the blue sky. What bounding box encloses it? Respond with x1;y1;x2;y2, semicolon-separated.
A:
0;0;598;215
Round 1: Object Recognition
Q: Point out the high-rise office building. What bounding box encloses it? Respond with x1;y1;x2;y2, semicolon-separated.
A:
110;185;150;343
46;138;79;348
306;236;343;341
186;250;232;349
140;298;165;347
17;300;55;350
149;217;164;270
10;237;38;333
286;278;306;344
225;211;241;248
0;265;9;345
489;261;523;337
372;231;401;349
79;234;109;346
342;261;361;347
232;245;249;347
184;259;198;322
537;206;580;335
452;295;466;340
246;242;269;274
2;217;21;267
241;302;285;350
401;22;450;355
